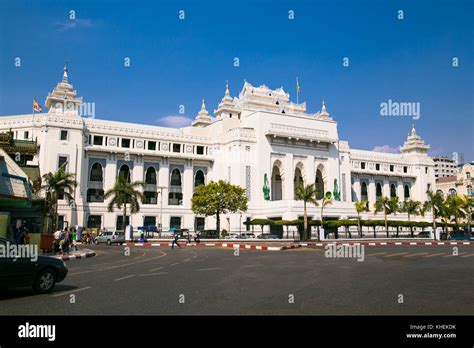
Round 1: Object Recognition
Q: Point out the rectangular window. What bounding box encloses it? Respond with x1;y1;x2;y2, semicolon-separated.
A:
58;156;68;170
390;165;394;172
375;164;380;171
361;162;366;170
24;131;29;139
172;143;181;153
143;216;156;227
87;215;102;229
403;166;408;173
116;216;130;231
121;138;131;148
148;141;156;151
93;135;103;146
60;130;68;141
196;146;204;155
170;216;182;230
246;217;251;231
195;217;205;231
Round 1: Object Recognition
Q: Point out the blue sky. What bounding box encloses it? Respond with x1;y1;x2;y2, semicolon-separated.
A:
0;0;473;160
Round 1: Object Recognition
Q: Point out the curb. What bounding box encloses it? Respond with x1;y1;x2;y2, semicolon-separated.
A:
53;249;96;261
123;242;289;251
300;241;474;247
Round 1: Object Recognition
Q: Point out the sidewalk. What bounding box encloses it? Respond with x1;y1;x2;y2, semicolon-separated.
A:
47;248;96;261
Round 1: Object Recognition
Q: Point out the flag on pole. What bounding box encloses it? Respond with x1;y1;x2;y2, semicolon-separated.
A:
296;77;301;94
33;98;42;113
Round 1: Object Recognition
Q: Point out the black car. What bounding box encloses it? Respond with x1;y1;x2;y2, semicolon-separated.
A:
198;229;219;239
0;237;68;294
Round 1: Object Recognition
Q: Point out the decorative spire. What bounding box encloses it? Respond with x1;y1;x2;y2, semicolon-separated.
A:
225;80;230;97
411;123;416;136
400;125;430;155
319;100;331;119
193;98;212;127
199;98;208;116
62;63;69;83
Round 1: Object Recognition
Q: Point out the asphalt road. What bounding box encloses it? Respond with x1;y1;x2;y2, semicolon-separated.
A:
1;244;473;315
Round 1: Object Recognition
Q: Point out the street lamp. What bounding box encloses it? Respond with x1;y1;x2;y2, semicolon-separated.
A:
157;186;166;238
239;213;242;239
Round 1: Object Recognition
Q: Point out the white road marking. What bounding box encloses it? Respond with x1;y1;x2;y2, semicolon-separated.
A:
366;252;388;257
148;267;163;272
183;258;191;262
240;264;263;268
114;275;135;281
460;254;474;258
138;272;168;276
52;286;91;297
384;252;409;257
423;253;446;258
197;267;222;272
403;252;429;258
170;262;180;266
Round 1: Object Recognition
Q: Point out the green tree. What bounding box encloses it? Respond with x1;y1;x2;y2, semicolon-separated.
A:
354;201;370;238
445;195;465;233
191;180;248;237
460;195;474;235
40;168;77;232
423;190;445;240
104;176;145;235
400;199;421;237
374;196;398;238
295;183;319;241
320;194;333;240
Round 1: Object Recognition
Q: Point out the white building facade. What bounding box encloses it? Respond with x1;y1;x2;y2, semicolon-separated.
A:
0;68;436;235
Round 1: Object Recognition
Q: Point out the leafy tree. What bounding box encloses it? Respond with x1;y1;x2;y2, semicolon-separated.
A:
191;180;248;237
104;176;144;235
40;168;77;232
354;201;370;238
460;195;474;235
445;195;465;233
295;183;318;241
374;196;398;238
400;199;421;237
423;190;445;240
319;193;333;240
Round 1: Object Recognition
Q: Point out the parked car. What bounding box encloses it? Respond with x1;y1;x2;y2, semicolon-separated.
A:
0;237;68;294
238;232;257;239
260;234;279;239
417;231;431;238
94;230;125;245
198;229;219;239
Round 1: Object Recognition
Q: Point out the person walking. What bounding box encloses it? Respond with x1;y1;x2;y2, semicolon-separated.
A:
171;232;181;249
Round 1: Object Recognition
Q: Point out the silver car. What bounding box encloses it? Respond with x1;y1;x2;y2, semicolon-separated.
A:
94;231;125;245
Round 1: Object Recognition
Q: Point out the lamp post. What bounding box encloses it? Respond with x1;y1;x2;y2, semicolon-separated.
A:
157;186;166;238
239;213;242;239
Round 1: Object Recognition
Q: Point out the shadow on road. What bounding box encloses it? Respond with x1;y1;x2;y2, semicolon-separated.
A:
0;284;79;300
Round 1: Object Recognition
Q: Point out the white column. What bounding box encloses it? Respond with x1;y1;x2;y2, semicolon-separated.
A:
368;177;376;206
383;178;390;197
307;156;315;184
285;153;294;200
159;159;170;208
183;160;193;209
353;177;361;202
397;180;404;200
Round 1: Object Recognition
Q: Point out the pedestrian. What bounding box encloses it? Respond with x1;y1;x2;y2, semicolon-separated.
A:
171;232;181;249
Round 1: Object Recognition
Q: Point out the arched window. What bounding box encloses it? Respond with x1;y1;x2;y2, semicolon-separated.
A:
90;162;103;182
404;184;410;199
119;165;130;183
194;170;205;188
448;188;457;197
145;167;157;185
315;169;324;200
436;189;444;197
271;165;283;201
467;185;472;195
390;184;396;198
170;168;182;187
376;183;382;201
294;167;303;199
361;182;368;201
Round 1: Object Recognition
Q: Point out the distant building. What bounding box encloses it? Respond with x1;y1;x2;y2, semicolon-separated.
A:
435;163;473;198
433;156;457;178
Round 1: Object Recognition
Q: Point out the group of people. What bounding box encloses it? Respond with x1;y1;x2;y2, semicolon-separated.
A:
13;226;31;245
171;231;201;249
53;229;78;255
81;229;95;244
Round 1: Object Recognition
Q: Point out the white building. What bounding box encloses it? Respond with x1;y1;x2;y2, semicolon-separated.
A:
0;67;436;235
433;156;457;178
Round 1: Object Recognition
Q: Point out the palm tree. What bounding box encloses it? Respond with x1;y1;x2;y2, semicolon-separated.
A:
295;183;318;241
354;201;370;238
320;194;333;239
424;190;445;240
104;176;145;238
40;168;77;232
445;195;465;234
460;195;474;235
400;199;421;237
374;196;398;238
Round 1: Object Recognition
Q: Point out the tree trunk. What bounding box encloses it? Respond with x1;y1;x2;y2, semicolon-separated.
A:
357;214;362;238
384;211;388;238
432;208;437;241
303;202;308;241
123;205;128;240
216;211;220;238
373;226;376;239
409;214;413;238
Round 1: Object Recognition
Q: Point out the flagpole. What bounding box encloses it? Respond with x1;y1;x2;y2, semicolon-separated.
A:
296;77;299;104
32;97;35;141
